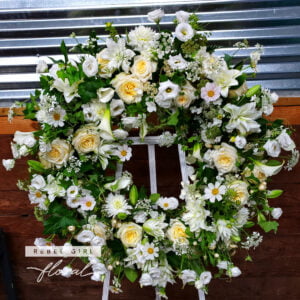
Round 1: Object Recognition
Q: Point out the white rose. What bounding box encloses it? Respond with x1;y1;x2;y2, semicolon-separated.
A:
131;56;157;83
263;140;281;157
168;54;188;71
13;131;36;148
147;9;164;23
166;220;188;245
212;143;238;174
110;99;125;117
176;10;190;23
271;207;283;219
2;159;15;171
234;136;247;149
111;73;143;104
117;222;143;248
97;87;114;103
82;55;98;77
60;266;73;278
36;59;48;73
277;131;295;151
228;180;249;205
39;138;72;168
72;125;100;154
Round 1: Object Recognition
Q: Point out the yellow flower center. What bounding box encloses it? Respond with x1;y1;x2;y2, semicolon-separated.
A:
166;87;172;93
147;247;154;254
120;150;127;157
163;202;169;208
113;199;123;209
177;95;188;104
124;230;138;243
45;242;52;246
181;29;187;36
86;201;92;207
121;81;137;97
217;155;232;166
81;136;96;149
207;90;215;98
212;188;219;195
173;226;187;239
48;146;60;159
53;113;61;121
35;191;42;198
136;60;147;74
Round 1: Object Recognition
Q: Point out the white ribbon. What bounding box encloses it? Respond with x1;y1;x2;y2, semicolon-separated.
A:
147;144;157;194
198;289;206;300
102;270;111;300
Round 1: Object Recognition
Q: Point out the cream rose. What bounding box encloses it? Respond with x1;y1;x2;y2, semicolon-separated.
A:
166;220;188;245
212;143;238;174
72;125;100;154
130;56;157;83
174;81;196;108
40;138;72;168
229;180;249;205
117;222;143;247
111;72;143;104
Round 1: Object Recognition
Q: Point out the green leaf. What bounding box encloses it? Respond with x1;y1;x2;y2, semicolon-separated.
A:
259;221;279;233
245;255;253;262
78;79;105;103
167;110;179;126
27;160;45;173
266;159;282;166
124;268;138;283
150;193;160;203
129;185;139;206
267;190;283;199
224;54;232;68
60;40;68;63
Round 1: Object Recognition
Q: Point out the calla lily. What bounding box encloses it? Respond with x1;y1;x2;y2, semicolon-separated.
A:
254;160;284;177
99;106;114;140
97;87;114;103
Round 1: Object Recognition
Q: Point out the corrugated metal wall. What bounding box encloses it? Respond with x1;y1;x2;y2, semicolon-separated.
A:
0;0;300;107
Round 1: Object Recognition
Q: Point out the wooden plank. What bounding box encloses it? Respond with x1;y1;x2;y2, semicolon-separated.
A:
0;116;38;134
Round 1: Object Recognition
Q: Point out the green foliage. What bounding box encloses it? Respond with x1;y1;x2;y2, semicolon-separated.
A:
78;79;105;103
124;268;139;283
259;221;279;233
27;160;45;173
60;40;68;63
267;190;283;199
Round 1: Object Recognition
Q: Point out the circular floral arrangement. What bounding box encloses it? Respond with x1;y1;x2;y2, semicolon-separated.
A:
3;9;299;298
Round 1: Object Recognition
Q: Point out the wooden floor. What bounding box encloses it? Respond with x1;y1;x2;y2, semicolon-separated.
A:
0;129;300;300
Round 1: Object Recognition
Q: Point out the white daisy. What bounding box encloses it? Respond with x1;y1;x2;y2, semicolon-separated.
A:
66;196;81;208
157;197;179;210
142;243;159;260
48;106;66;127
116;145;132;162
175;23;194;42
80;195;96;211
204;182;226;203
29;189;46;204
201;82;221;103
104;193;132;217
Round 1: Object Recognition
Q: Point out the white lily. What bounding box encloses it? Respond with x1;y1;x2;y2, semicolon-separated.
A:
224;102;262;135
210;69;241;97
99;107;114;141
143;215;168;239
254;160;284;177
104;172;132;192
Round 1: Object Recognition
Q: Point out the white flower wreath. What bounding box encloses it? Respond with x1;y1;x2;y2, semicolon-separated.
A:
3;9;299;299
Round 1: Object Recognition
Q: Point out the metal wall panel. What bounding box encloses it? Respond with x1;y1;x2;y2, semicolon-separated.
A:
0;0;300;107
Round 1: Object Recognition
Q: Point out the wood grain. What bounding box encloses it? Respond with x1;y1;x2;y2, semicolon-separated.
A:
0;127;300;300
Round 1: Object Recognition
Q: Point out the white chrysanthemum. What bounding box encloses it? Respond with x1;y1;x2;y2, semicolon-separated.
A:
115;144;132;162
128;26;159;52
216;219;238;242
167;54;188;71
175;23;194;42
48;106;66;127
157;197;179;210
142;243;159;260
204;182;226;203
80;195;96;211
104;193;132;217
82;55;98;77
